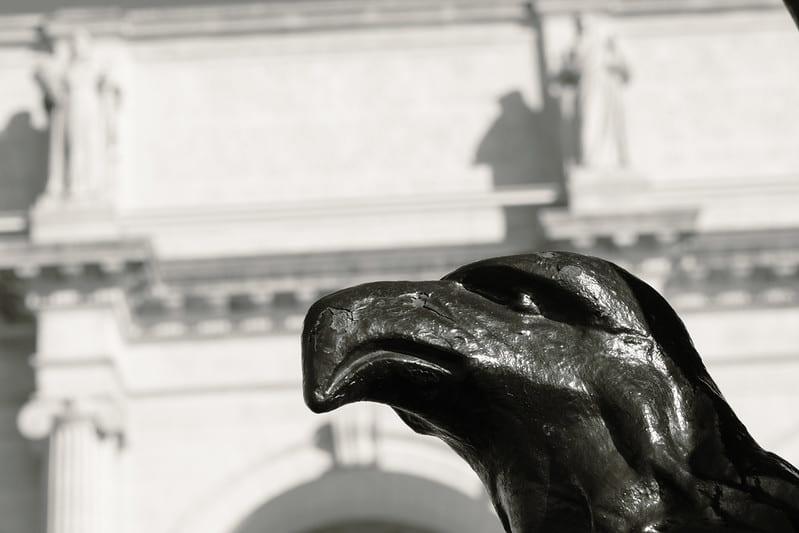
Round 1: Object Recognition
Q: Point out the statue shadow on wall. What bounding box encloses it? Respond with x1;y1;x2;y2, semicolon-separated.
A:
0;272;37;527
0;111;48;212
473;89;566;249
313;418;377;471
0;110;39;515
314;421;349;468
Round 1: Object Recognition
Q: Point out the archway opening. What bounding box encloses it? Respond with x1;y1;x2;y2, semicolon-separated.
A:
232;468;502;533
306;520;437;533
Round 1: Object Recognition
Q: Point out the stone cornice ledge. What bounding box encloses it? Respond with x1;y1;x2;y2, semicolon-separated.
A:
0;0;786;45
0;0;529;45
0;238;155;280
536;0;784;15
119;185;560;228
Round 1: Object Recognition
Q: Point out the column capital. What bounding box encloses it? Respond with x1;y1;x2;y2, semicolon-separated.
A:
18;396;126;441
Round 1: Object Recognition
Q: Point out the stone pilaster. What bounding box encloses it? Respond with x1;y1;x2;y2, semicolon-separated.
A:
18;398;124;533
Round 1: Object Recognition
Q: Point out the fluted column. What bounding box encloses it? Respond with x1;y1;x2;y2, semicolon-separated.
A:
19;399;124;533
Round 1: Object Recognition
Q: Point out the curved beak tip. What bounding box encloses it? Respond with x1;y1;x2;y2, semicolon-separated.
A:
304;392;328;413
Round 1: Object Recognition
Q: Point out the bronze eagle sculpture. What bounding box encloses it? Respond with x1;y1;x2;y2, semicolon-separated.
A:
302;252;799;532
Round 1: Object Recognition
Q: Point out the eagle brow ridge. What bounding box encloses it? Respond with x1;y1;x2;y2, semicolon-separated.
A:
454;265;630;334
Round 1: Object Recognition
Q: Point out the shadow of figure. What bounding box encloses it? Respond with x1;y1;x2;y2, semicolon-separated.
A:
471;4;569;251
474;90;565;248
313;413;377;471
475;90;562;188
0;279;38;531
0;111;48;212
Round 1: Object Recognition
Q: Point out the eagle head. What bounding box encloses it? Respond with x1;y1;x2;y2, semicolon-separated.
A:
302;252;799;532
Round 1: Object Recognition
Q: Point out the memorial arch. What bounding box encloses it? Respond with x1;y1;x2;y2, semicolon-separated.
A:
306;522;435;533
168;440;503;533
232;468;500;533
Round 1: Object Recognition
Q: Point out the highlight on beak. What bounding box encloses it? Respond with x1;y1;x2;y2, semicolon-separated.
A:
301;280;465;414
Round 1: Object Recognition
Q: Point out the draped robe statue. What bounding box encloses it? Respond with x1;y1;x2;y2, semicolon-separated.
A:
557;14;631;170
35;29;120;202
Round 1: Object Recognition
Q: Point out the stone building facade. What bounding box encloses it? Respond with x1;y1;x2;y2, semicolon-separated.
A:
0;0;797;532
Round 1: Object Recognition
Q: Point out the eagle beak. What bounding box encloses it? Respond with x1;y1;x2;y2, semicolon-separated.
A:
302;281;464;414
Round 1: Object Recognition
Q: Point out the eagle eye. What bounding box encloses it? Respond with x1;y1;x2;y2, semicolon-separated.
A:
451;265;598;326
452;267;544;315
517;293;540;313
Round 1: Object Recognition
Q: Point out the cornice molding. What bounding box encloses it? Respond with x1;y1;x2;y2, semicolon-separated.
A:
0;0;530;46
0;0;787;46
3;229;798;340
120;185;560;229
535;0;785;15
2;240;797;341
541;208;698;248
0;239;154;281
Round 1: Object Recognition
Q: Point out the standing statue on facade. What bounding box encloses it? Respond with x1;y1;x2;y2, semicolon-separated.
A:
302;252;799;532
35;28;121;202
556;14;631;170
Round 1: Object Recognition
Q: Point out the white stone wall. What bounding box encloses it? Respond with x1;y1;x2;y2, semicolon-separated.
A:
623;11;799;184
121;27;539;207
116;24;541;258
121;334;499;533
685;307;799;461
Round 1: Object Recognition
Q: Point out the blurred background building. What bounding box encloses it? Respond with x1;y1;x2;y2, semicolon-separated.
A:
0;0;798;531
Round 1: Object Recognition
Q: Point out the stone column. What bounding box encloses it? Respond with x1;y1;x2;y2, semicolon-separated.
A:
18;399;124;533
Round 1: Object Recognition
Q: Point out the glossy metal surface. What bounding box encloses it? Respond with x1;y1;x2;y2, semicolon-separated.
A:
302;252;799;532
